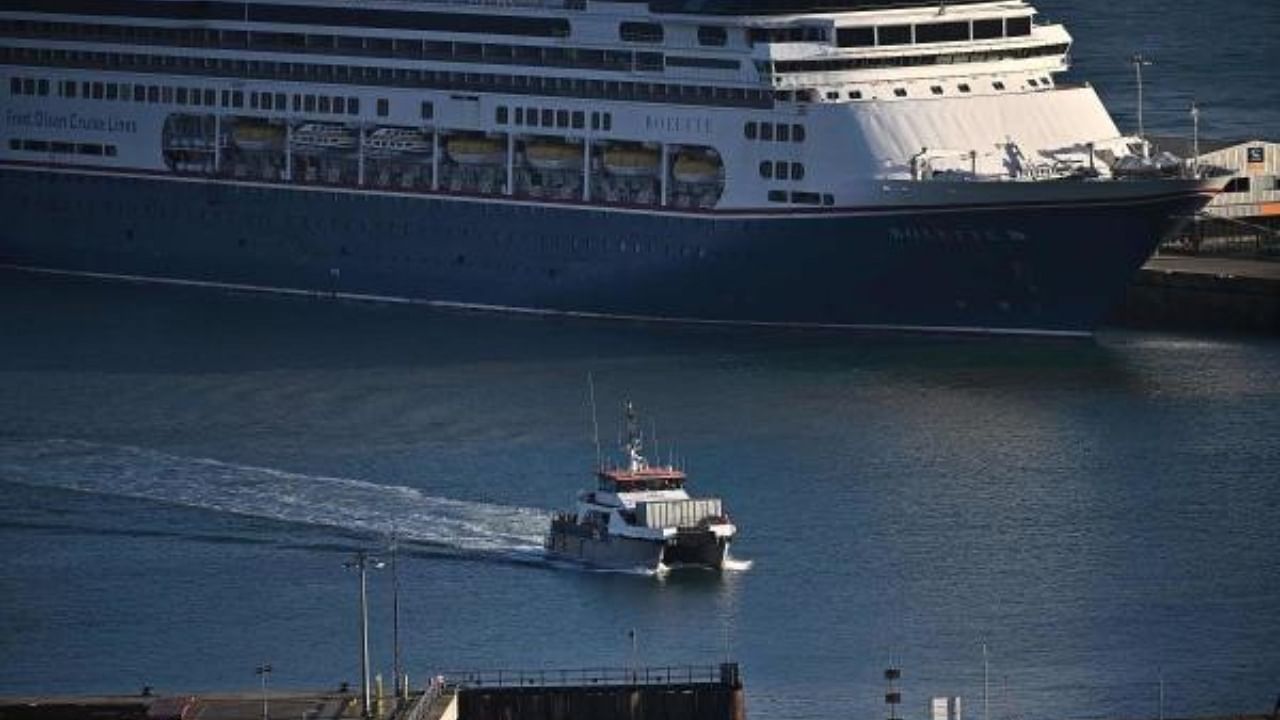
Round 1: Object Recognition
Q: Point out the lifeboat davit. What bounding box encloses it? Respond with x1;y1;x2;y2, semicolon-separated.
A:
672;154;722;185
525;142;582;171
447;137;505;165
603;146;660;177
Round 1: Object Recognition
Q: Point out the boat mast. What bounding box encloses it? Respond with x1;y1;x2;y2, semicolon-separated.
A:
588;372;602;470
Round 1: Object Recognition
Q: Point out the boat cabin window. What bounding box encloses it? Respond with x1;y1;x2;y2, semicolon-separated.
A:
973;19;1004;40
1006;17;1032;37
698;25;727;47
620;22;664;44
877;25;912;47
836;27;875;48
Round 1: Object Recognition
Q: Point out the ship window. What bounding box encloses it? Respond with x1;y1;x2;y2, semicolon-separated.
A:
108;83;120;100
836;27;875;48
1006;17;1032;37
526;107;538;126
348;97;359;115
319;95;331;113
791;162;805;180
877;25;912;46
8;78;18;96
744;121;757;140
496;106;508;124
332;96;345;114
68;81;79;99
148;86;159;103
698;25;727;47
759;161;772;179
1027;78;1039;87
915;21;970;44
760;123;774;141
768;190;787;202
992;81;1006;90
602;113;612;131
792;191;821;205
541;108;554;126
958;83;971;93
377;98;389;117
893;88;907;97
247;90;256;108
133;85;144;102
420;100;434;120
777;124;791;142
7;139;17;151
556;109;568;127
973;19;1004;40
620;22;664;44
92;82;104;99
825;91;839;100
930;85;944;95
1223;177;1250;193
106;145;117;157
1041;76;1052;85
232;90;243;107
775;161;789;180
304;94;316;112
590;111;599;130
572;110;584;129
515;107;525;125
848;90;862;100
793;124;806;142
822;193;834;206
37;78;49;96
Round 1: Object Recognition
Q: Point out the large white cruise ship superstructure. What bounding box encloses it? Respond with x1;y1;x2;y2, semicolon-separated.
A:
0;0;1224;335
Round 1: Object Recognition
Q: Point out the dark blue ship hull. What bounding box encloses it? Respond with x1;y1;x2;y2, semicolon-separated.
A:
0;165;1210;335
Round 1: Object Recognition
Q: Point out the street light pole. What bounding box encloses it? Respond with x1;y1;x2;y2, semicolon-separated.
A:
390;528;403;699
346;551;385;719
255;663;273;720
982;642;989;720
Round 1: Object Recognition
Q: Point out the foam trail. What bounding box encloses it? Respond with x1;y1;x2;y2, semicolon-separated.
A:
0;438;549;557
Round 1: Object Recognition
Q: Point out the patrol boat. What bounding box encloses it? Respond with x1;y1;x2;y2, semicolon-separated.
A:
546;402;736;571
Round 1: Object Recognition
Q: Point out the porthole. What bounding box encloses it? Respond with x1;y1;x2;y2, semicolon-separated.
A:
992;81;1006;90
893;88;907;97
1027;78;1039;87
958;83;971;93
930;86;944;95
848;90;863;100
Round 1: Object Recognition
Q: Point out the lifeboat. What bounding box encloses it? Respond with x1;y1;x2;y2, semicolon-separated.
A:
672;153;722;185
290;123;357;151
366;128;432;155
603;146;660;177
525;141;582;171
232;123;284;151
447;137;505;165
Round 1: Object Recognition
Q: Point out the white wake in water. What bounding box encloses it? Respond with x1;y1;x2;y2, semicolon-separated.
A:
0;438;549;558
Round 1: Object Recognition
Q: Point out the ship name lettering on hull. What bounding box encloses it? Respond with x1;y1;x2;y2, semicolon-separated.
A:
5;109;138;134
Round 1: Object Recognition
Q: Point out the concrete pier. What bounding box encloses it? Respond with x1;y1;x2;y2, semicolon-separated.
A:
1109;256;1280;334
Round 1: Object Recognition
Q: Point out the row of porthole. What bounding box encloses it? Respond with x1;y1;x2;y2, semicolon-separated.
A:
744;121;806;143
829;76;1053;101
759;161;805;182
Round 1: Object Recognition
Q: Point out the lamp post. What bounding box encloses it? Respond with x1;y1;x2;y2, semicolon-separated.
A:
1131;53;1153;157
255;663;273;720
345;551;385;718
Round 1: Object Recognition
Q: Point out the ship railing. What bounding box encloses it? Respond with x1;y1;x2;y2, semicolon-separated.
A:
435;663;738;689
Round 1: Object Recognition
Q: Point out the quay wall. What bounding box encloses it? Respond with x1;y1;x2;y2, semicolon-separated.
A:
1109;257;1280;334
456;682;745;720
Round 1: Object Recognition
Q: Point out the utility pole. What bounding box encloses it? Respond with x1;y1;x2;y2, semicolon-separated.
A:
345;551;385;718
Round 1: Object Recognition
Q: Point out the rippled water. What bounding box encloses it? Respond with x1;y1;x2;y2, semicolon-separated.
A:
2;270;1278;720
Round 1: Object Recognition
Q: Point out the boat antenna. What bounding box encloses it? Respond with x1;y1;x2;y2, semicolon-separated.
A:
587;372;602;470
650;417;659;467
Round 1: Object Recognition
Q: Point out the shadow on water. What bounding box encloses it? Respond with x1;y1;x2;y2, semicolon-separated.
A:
0;267;1140;388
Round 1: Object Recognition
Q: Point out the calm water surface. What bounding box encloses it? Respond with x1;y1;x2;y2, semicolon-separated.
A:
1;271;1278;720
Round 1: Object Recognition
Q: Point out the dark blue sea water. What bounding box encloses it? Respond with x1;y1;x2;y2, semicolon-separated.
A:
2;269;1279;720
2;3;1280;719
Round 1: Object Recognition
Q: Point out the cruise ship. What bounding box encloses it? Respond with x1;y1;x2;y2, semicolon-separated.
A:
0;0;1224;335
